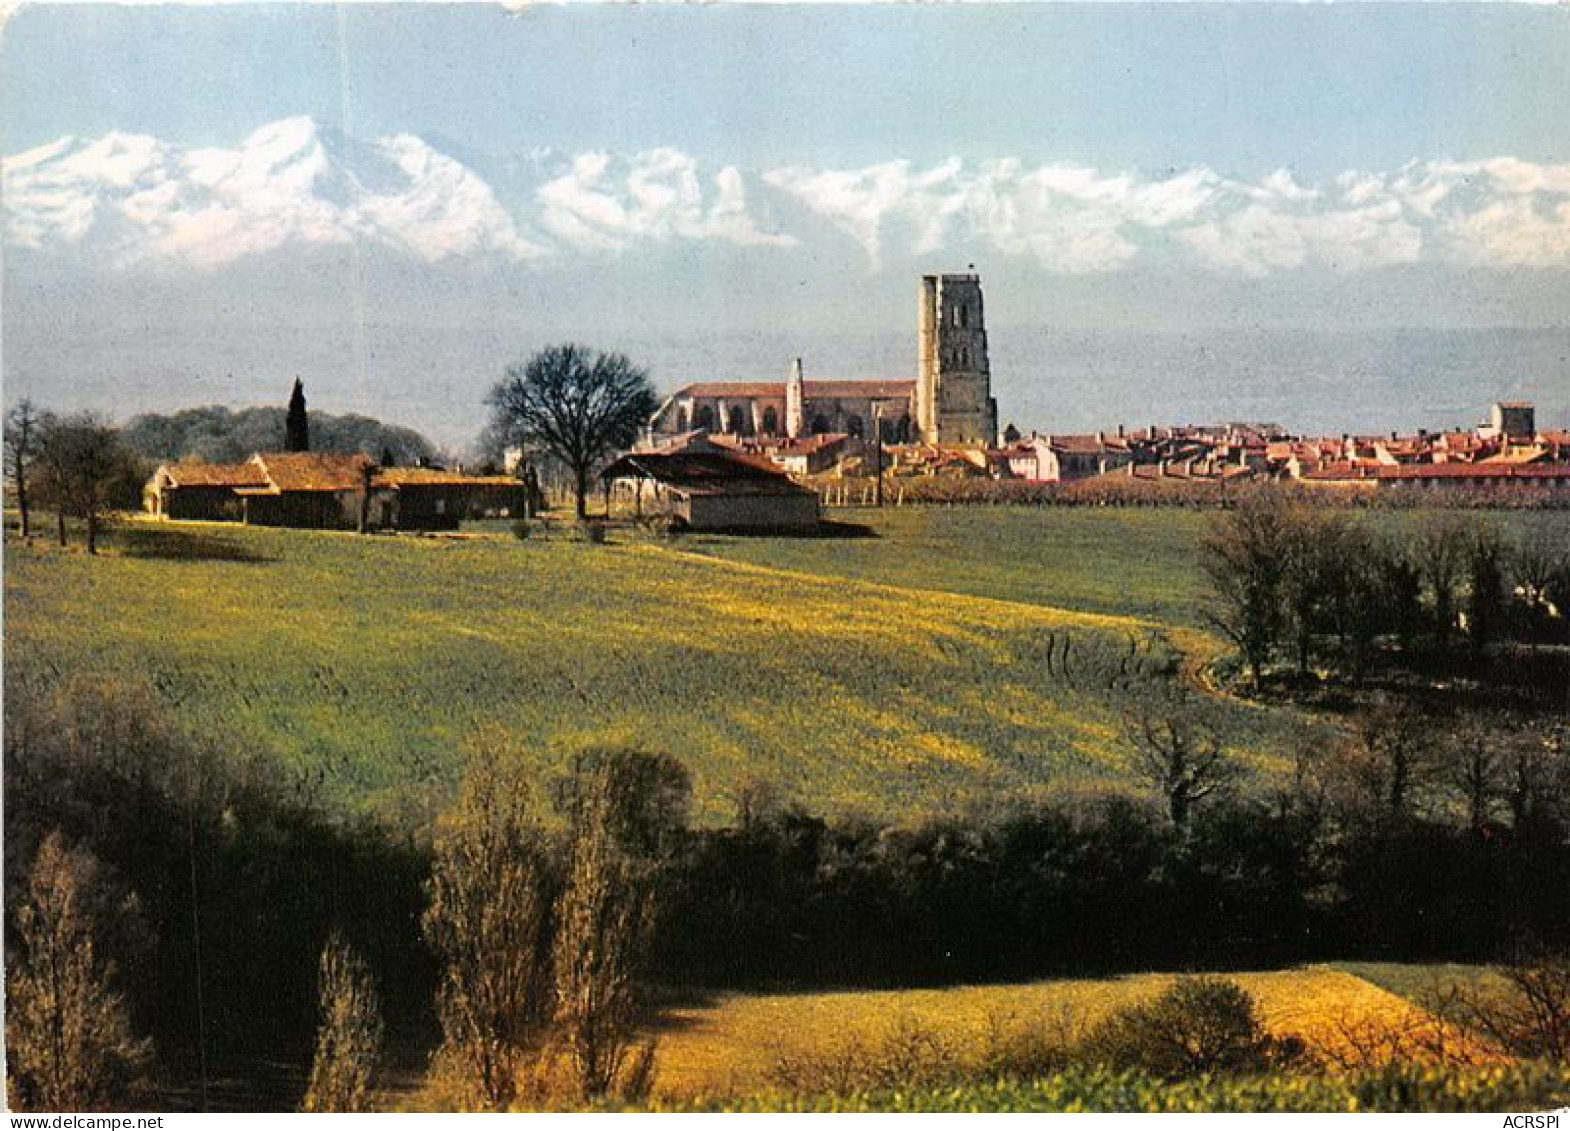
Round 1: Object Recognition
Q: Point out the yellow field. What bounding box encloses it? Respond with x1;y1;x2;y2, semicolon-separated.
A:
4;518;1327;819
650;966;1500;1099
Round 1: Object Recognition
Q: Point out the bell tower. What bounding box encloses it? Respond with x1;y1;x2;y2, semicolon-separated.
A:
916;272;997;446
785;357;806;440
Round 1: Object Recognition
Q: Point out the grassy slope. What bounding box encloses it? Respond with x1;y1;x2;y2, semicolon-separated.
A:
686;507;1212;628
649;966;1499;1100
687;506;1570;631
4;517;1324;820
1330;962;1501;1007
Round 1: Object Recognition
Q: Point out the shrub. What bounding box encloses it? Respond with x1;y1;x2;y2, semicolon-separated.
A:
638;513;686;541
1080;976;1283;1079
1440;945;1570;1062
302;933;385;1113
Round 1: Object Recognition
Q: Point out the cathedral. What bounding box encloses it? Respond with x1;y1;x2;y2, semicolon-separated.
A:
648;272;999;447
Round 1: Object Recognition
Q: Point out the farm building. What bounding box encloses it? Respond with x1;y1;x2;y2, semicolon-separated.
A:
234;452;375;529
372;466;530;530
144;460;270;520
144;453;531;530
600;451;821;532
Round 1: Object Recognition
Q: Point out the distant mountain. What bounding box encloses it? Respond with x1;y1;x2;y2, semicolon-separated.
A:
123;405;436;465
3;116;547;268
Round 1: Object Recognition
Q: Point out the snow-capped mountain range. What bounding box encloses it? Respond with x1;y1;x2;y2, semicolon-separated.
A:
6;116;1569;277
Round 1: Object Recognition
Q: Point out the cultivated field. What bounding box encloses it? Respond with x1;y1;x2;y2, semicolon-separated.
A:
649;964;1500;1100
4;509;1339;820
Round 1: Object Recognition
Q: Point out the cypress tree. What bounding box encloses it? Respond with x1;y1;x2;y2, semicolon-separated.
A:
285;378;310;452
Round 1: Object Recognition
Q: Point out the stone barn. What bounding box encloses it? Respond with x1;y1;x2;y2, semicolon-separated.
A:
372;467;530;530
234;452;376;529
144;461;270;520
600;451;821;532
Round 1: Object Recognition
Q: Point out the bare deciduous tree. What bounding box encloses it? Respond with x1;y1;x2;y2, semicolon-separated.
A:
1200;492;1290;692
1125;704;1242;831
1415;515;1470;652
485;345;657;521
1441;947;1570;1063
550;749;690;1102
422;740;557;1110
1321;700;1436;824
5;398;42;539
34;413;142;554
5;831;151;1112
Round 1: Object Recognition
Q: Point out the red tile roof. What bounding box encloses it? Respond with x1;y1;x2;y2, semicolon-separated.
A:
1377;462;1570;482
372;468;522;488
600;451;814;497
244;452;375;493
159;461;270;489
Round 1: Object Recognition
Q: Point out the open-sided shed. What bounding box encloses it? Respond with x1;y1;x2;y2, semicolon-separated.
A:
601;451;820;532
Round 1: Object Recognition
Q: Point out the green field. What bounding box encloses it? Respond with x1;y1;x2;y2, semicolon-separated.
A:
6;508;1339;820
691;506;1213;628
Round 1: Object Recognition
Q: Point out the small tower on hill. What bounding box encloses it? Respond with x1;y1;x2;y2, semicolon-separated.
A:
285;378;310;452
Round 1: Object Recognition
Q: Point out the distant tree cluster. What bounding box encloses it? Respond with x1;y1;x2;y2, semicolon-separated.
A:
655;719;1569;988
5;403;144;553
1201;492;1570;692
121;405;436;466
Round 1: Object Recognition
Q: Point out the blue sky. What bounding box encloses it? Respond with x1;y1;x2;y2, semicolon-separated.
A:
6;4;1567;176
3;3;1569;443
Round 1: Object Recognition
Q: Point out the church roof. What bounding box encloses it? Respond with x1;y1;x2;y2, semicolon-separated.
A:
674;379;916;401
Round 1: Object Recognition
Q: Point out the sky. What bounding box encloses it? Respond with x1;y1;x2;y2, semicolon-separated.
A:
4;2;1569;446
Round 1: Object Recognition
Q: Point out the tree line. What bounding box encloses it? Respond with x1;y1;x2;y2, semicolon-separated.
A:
120;403;437;467
4;677;688;1111
1200;492;1570;693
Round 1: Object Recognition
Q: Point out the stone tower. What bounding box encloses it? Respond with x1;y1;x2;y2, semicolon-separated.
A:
785;357;806;440
915;273;997;446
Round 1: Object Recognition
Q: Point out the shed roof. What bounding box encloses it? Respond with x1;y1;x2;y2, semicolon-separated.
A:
372;467;522;489
601;451;814;497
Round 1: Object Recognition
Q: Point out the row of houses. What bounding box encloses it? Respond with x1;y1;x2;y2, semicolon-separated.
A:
145;452;531;530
